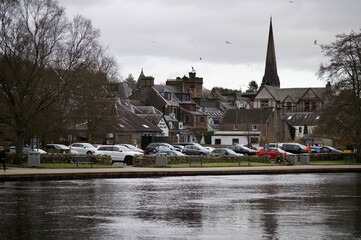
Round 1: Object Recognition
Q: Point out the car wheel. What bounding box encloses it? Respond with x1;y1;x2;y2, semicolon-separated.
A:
124;156;133;165
199;153;205;155
86;151;93;155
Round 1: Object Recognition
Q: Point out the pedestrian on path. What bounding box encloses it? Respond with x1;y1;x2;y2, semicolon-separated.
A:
0;146;6;171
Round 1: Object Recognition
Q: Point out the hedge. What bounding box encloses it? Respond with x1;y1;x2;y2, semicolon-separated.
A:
6;153;112;165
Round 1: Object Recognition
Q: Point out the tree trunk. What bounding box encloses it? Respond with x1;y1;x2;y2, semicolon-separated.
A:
15;129;25;165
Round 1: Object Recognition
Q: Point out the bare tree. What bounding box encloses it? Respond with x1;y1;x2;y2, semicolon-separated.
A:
0;0;116;160
317;30;361;153
66;46;118;142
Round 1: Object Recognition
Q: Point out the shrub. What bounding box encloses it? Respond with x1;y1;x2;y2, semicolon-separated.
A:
6;153;112;165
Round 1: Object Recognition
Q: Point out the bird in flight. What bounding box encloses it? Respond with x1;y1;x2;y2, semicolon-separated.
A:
314;40;317;45
225;41;231;44
289;0;295;3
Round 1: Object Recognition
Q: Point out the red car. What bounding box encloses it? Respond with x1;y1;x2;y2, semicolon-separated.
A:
257;147;287;159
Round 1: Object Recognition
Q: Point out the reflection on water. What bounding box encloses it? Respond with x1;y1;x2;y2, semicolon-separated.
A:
1;173;361;239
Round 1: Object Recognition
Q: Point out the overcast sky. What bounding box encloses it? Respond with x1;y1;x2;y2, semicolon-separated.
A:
57;0;361;90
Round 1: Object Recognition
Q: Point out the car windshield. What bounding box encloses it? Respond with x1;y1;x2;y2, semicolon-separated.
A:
226;149;237;154
117;145;132;152
83;143;95;148
277;148;287;153
240;145;253;151
327;146;339;151
55;144;69;149
124;145;140;151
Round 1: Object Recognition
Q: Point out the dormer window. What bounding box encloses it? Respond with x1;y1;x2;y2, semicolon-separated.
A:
162;92;171;100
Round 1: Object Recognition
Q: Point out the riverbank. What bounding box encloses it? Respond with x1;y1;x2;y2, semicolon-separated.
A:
1;165;361;181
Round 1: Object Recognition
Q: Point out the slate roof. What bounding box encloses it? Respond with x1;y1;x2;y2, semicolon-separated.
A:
222;109;274;124
153;84;180;107
105;102;161;132
261;85;326;103
202;107;224;117
131;106;163;126
283;112;321;126
106;82;132;99
181;108;207;116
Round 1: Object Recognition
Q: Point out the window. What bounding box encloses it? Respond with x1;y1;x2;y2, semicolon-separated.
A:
185;116;190;124
200;116;205;123
286;102;292;110
250;137;258;144
252;125;258;131
215;139;221;145
312;101;317;111
99;146;112;151
299;127;302;133
232;139;239;145
261;100;269;108
305;101;310;112
162;92;171;100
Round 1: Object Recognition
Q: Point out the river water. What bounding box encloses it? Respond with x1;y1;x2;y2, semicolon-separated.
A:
1;173;360;240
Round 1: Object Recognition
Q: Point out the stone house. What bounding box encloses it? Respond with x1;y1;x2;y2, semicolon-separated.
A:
129;70;207;143
213;108;291;146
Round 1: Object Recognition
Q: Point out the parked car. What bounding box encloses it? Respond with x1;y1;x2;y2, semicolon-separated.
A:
243;143;258;150
257;147;289;159
152;150;185;156
172;142;200;147
96;145;143;165
227;144;257;155
280;143;307;154
182;144;211;155
210;148;243;156
204;146;215;152
45;144;78;154
145;142;175;154
69;143;97;155
172;144;184;152
268;143;283;148
9;146;47;154
318;146;343;154
117;144;144;154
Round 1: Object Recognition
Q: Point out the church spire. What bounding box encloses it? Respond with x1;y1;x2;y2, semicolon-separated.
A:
261;17;280;87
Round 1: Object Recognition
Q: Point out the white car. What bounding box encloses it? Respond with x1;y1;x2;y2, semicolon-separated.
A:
117;144;144;154
96;145;143;165
69;143;97;155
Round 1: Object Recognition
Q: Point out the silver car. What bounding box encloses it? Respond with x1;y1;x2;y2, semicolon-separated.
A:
182;145;210;155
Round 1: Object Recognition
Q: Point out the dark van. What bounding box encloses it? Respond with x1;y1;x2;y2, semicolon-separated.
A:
281;143;307;154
